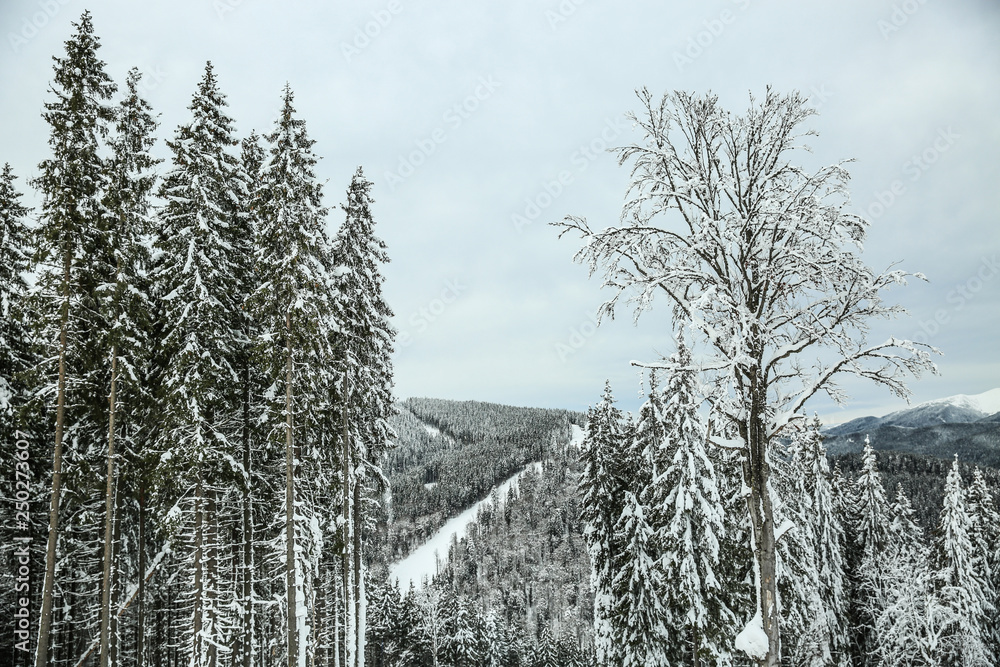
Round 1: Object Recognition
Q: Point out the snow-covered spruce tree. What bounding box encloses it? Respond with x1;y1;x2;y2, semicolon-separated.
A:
770;427;824;665
645;341;734;665
96;66;159;667
873;546;952;666
252;84;334;667
801;418;849;665
610;490;667;667
579;381;630;666
966;467;1000;659
233;129;266;667
331;167;396;667
0;163;37;665
152;61;249;667
555;88;935;666
0;163;32;427
867;483;945;666
850;438;893;665
935;458;992;666
531;624;559;667
889;483;924;560
29;12;118;666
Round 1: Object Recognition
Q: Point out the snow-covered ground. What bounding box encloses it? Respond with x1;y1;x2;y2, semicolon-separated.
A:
423;423;441;437
389;461;542;590
570;423;584;448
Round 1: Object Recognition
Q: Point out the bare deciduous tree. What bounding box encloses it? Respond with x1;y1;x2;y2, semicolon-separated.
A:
557;87;937;666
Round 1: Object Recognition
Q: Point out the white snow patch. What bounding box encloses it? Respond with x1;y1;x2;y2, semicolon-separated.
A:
570;424;584;448
774;518;795;542
735;610;769;660
423;423;441;437
389;462;541;590
423;482;438;491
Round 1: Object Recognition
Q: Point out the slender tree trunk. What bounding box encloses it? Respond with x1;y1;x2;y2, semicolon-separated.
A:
353;478;363;666
109;481;122;667
333;577;340;667
207;488;218;667
242;357;254;667
35;249;71;667
137;482;146;666
744;377;780;667
99;346;119;667
341;393;353;667
286;310;298;667
194;471;204;667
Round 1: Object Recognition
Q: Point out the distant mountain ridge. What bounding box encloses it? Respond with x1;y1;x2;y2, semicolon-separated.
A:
822;388;1000;468
825;388;1000;436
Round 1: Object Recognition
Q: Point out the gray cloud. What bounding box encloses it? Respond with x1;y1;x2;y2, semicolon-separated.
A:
1;0;997;419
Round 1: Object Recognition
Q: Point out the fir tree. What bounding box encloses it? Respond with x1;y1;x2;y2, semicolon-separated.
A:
966;467;1000;659
97;66;159;667
935;458;991;666
610;491;667;667
771;428;824;666
29;11;117;665
850;438;892;664
0;163;36;666
253;84;333;667
0;163;31;422
649;342;732;665
578;381;628;666
333;167;396;666
805;419;850;666
152;61;248;667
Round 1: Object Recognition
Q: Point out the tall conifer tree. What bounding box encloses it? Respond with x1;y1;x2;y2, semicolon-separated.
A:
30;12;117;665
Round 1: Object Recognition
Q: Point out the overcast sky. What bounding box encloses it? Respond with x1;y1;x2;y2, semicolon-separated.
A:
2;0;998;422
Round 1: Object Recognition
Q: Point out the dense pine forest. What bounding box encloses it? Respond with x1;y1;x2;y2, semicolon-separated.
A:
0;12;393;667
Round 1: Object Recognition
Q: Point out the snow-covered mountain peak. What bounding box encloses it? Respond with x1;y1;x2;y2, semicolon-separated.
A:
919;388;1000;417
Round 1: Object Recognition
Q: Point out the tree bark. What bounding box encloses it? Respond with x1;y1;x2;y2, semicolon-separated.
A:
744;376;780;667
341;393;353;667
35;248;71;667
193;471;204;666
285;309;298;667
99;346;119;667
353;474;363;665
109;481;122;667
241;355;254;667
207;488;218;667
137;482;145;666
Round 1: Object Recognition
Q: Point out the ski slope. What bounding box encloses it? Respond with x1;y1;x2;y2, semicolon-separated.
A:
389;461;543;590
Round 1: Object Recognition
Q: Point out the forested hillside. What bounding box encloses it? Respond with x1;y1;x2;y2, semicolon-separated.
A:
375;399;582;564
367;423;596;667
